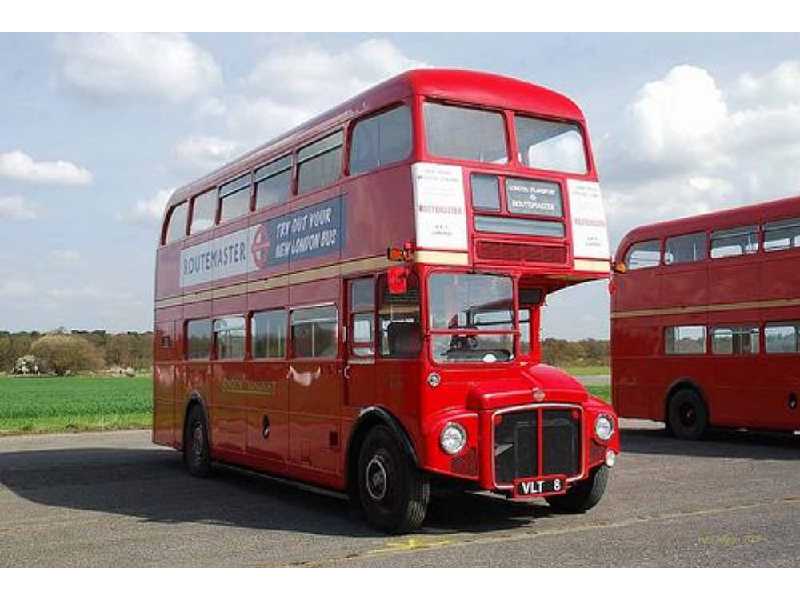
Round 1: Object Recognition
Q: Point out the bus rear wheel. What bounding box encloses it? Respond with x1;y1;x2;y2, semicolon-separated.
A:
667;389;708;440
546;466;609;513
357;426;429;534
184;405;211;477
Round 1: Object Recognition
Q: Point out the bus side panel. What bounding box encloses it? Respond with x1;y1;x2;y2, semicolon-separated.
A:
153;319;177;447
179;300;212;452
611;318;662;420
341;164;415;259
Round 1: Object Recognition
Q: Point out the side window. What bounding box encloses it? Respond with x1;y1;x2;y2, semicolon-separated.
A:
251;309;287;359
190;189;217;234
291;306;338;359
765;322;800;353
349;105;412;175
665;325;706;355
711;325;759;355
625;240;661;270
255;155;293;210
764;218;800;252
214;317;246;360
297;131;343;194
710;225;759;259
378;273;421;358
165;202;188;244
219;174;252;223
664;232;706;265
186;319;212;360
349;278;375;357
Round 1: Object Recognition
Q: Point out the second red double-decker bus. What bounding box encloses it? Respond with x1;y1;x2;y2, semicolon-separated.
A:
153;69;619;532
611;195;800;439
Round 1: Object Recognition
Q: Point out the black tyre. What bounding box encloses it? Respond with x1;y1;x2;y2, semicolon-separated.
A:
667;388;708;440
357;425;429;534
184;404;211;477
546;466;609;513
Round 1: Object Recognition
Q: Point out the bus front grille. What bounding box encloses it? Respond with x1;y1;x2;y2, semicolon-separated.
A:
476;241;567;264
493;407;582;486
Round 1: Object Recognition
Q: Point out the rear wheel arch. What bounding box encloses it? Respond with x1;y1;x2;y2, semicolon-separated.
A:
345;407;419;501
181;394;210;450
664;379;708;422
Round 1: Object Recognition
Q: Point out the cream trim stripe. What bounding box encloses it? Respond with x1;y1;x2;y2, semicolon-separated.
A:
414;250;470;266
611;297;800;320
574;258;610;273
156;255;393;310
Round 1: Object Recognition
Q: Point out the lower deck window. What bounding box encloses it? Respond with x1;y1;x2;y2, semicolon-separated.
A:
665;325;706;355
291;306;338;358
186;319;212;360
214;317;246;359
765;322;800;353
711;325;759;355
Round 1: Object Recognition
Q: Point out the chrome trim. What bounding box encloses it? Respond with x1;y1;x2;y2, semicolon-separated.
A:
490;402;586;491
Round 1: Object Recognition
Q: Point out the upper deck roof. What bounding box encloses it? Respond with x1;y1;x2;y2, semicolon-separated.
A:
166;68;585;211
616;194;800;258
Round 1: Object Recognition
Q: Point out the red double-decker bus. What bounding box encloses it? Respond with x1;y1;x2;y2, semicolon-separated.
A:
153;69;619;532
611;195;800;440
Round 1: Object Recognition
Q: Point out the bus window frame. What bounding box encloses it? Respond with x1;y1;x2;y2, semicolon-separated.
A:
249;307;289;362
185;318;213;361
162;200;189;246
296;129;345;196
512;111;591;177
188;188;220;237
288;302;340;361
345;102;414;179
218;172;254;225
212;315;247;362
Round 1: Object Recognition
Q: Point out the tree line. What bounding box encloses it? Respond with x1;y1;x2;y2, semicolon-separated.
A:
541;338;609;367
0;330;153;375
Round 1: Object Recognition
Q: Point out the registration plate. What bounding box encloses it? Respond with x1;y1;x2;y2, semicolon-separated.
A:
512;476;566;498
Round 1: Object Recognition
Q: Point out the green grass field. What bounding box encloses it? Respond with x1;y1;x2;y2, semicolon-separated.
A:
563;365;610;376
0;376;152;435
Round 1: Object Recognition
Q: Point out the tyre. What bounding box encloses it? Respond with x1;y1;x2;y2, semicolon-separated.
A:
184;404;211;477
667;388;708;440
546;466;609;513
357;425;429;533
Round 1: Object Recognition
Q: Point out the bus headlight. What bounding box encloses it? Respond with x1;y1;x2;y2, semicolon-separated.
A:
594;415;614;441
440;422;467;455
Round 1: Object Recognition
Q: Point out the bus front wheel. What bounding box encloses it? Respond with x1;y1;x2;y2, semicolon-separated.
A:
184;405;211;477
546;465;609;513
357;426;429;534
667;389;708;440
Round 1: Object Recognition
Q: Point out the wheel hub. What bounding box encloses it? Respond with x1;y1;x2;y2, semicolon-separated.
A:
192;423;204;462
365;456;388;501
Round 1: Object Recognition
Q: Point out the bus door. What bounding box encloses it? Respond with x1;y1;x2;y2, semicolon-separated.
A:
344;277;377;412
288;303;342;474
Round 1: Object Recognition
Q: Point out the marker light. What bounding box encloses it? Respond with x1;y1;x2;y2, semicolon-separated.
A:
605;450;617;468
440;422;467;455
594;415;614;441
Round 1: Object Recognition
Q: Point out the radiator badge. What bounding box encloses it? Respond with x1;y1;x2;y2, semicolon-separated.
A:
532;388;546;402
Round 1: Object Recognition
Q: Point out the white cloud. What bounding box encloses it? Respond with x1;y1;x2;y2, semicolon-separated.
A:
599;61;800;247
737;60;800;107
54;33;221;103
223;38;426;141
49;249;82;267
0;280;36;299
0;195;38;220
0;150;92;185
119;188;174;226
174;135;241;170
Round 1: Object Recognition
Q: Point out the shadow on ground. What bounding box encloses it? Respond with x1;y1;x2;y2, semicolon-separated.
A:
0;445;550;537
621;424;800;461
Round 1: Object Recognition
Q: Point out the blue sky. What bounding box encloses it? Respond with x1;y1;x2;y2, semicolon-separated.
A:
2;33;799;338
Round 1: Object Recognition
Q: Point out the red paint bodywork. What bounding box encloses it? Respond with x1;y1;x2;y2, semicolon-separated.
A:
153;69;619;497
611;195;800;432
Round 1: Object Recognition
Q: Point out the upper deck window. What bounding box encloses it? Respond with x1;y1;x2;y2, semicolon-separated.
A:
764;218;800;252
164;202;188;244
349;105;412;175
219;173;252;223
514;116;587;174
255;155;292;210
423;102;507;164
298;131;344;194
664;232;706;265
625;240;660;270
710;225;759;259
190;189;217;234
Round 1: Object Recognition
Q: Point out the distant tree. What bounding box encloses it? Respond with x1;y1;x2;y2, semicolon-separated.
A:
30;335;104;375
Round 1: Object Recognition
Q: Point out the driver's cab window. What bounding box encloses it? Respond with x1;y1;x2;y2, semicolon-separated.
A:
518;287;544;356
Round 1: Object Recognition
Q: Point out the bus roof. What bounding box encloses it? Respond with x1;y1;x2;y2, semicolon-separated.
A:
166;68;585;211
616;194;800;257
